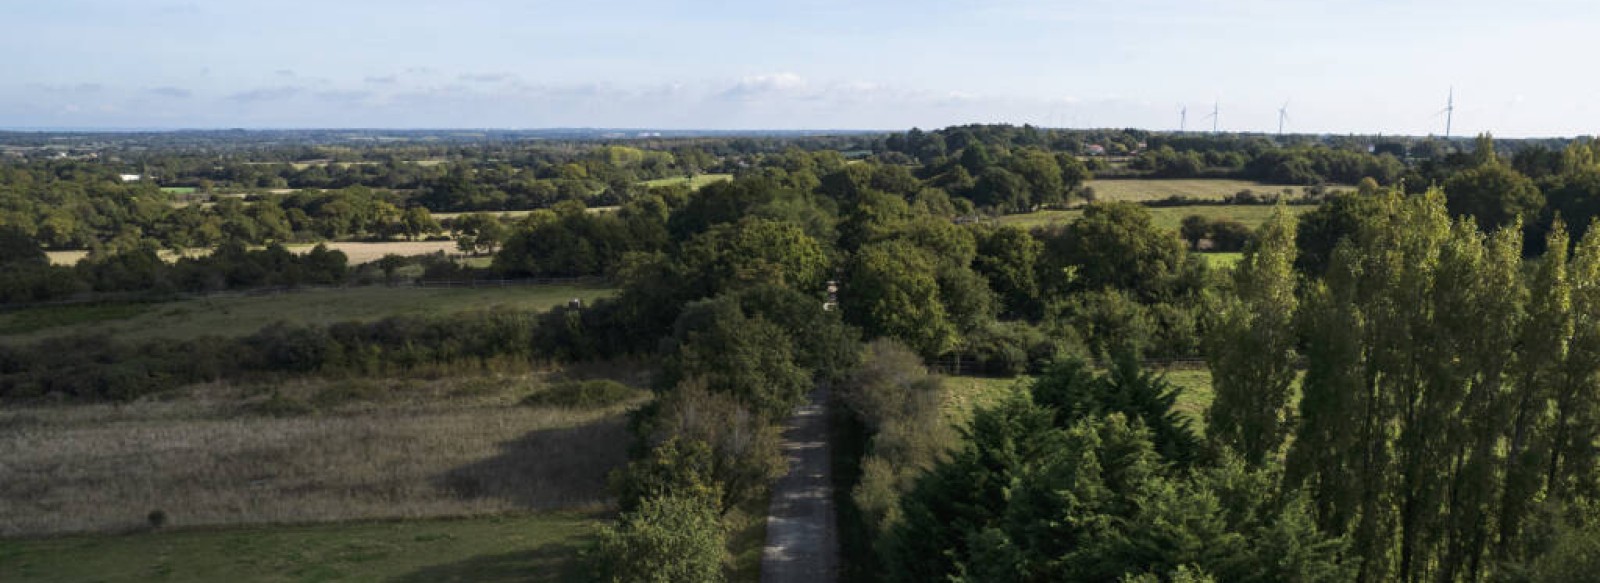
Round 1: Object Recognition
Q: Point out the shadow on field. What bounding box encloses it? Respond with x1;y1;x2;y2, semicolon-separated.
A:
438;414;632;509
388;542;587;583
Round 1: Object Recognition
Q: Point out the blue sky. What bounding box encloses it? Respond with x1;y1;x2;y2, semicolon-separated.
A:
3;0;1596;136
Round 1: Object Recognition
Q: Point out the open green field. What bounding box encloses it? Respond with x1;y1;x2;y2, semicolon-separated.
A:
1201;252;1244;269
942;375;1027;425
0;512;599;583
1085;179;1295;203
0;284;616;344
945;367;1215;430
640;173;733;190
998;204;1313;232
160;186;198;195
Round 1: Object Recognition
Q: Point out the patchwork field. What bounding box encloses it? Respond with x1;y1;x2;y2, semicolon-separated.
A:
998;203;1313;232
1085;178;1296;203
0;284;616;344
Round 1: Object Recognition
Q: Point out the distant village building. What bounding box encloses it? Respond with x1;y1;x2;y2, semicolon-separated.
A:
118;174;143;182
1086;144;1107;156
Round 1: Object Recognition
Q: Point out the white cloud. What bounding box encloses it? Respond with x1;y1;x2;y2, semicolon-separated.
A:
721;73;809;100
227;86;302;103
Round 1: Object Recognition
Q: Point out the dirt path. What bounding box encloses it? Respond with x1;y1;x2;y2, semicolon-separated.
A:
760;386;838;583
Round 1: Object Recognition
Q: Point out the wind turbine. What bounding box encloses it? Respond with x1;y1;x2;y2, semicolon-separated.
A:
1437;87;1456;139
1179;105;1188;133
1202;100;1220;134
1277;100;1291;137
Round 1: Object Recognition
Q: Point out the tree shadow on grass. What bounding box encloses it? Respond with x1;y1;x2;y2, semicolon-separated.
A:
438;413;633;510
387;542;589;583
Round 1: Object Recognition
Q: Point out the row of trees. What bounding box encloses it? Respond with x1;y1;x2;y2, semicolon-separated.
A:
1204;194;1600;581
0;229;349;304
0;162;440;252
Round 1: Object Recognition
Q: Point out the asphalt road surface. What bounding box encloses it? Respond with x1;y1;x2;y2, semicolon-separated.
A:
759;386;838;583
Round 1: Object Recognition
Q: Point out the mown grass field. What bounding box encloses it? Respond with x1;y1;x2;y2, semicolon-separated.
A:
998;203;1313;232
1085;179;1294;203
944;368;1216;430
160;186;198;195
0;512;600;583
640;173;733;190
0;284;616;344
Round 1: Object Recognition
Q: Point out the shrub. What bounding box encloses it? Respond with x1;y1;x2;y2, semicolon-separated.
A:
838;340;957;535
627;381;785;513
146;509;168;529
611;437;723;512
523;379;641;409
959;321;1069;376
591;494;727;583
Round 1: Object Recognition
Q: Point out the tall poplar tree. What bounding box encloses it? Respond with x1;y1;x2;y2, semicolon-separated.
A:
1205;205;1300;466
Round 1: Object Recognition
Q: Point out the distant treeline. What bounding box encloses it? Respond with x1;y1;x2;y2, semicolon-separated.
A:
9;124;1600;258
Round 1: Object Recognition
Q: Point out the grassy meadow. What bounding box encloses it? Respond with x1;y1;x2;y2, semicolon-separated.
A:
0;284;616;344
1084;178;1293;203
0;512;600;583
0;370;650;537
944;367;1216;430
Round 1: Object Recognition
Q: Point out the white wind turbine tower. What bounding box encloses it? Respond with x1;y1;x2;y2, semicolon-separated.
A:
1277;100;1291;137
1203;100;1220;134
1437;87;1456;139
1179;105;1188;133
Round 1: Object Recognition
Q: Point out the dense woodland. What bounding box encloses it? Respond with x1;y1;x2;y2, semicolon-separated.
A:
9;126;1600;581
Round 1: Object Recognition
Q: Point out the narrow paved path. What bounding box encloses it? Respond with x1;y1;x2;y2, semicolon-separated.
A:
760;386;838;583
